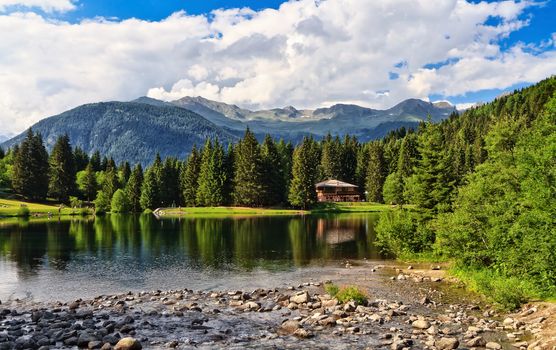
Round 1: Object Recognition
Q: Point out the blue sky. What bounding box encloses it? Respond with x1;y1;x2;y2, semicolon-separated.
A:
61;0;288;22
0;0;555;134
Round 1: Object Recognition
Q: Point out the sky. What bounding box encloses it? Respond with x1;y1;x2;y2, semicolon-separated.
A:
0;0;555;137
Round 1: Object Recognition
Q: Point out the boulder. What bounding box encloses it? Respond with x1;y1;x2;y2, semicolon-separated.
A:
114;337;142;350
486;341;502;349
279;320;300;335
436;337;459;350
412;319;430;329
290;292;309;304
466;336;486;347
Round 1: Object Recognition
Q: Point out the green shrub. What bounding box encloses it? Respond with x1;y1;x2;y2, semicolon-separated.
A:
111;189;130;213
375;210;433;257
324;283;339;297
17;205;30;217
335;286;368;304
94;190;111;214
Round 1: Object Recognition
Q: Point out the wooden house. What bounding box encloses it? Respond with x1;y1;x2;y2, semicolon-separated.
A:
315;179;360;202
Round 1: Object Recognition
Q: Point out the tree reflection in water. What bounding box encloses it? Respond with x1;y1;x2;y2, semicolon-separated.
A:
0;214;382;279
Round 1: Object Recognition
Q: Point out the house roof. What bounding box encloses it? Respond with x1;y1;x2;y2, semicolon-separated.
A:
315;179;358;188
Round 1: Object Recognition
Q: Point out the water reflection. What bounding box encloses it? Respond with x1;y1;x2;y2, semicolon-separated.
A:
0;214;381;299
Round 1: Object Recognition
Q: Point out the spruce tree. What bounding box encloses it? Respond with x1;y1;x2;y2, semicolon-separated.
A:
119;161;131;186
90;151;101;171
365;141;386;203
196;139;226;206
48;134;76;202
261;135;284;206
397;134;417;179
355;143;370;189
288;137;320;209
82;162;98;202
179;145;201;207
276;139;294;202
140;165;160;210
102;161;119;199
0;147;4;159
125;164;143;212
233;129;264;206
159;157;180;207
320;134;343;180
12;129;49;200
73;147;89;172
223;143;235;205
341;135;358;184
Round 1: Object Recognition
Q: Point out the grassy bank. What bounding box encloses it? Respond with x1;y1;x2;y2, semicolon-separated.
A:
156;206;308;217
157;202;397;217
0;198;91;217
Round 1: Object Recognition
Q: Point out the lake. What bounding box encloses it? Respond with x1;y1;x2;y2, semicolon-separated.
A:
0;213;382;302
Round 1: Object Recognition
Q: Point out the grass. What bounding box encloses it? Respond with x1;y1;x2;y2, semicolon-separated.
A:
157;206;308;217
0;198;92;217
159;202;400;217
311;202;410;213
450;267;547;311
324;283;368;304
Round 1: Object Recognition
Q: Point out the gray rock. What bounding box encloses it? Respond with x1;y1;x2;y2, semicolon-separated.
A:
279;320;300;335
466;336;486;347
486;341;502;349
290;292;309;304
412;319;430;329
114;337;142;350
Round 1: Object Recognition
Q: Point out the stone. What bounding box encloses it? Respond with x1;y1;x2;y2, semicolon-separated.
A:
486;341;502;349
293;329;312;339
290;292;309;304
88;341;103;349
114;337;142;350
503;317;514;325
101;343;112;350
436;337;459;350
279;320;300;334
318;317;337;327
466;336;486;347
78;333;99;347
412;319;430;329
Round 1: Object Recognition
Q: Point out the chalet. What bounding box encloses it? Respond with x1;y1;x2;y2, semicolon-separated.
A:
315;179;360;202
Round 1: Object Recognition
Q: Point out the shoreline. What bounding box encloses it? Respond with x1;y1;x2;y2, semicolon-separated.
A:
1;263;553;349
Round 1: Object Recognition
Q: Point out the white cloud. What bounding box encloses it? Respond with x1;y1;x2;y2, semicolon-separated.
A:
0;0;75;13
0;0;555;135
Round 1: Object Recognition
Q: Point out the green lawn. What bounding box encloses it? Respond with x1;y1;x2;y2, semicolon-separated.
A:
310;202;407;213
157;202;400;217
0;198;90;217
157;206;307;217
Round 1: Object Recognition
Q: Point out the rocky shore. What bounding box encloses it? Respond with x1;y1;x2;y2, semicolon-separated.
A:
0;264;552;349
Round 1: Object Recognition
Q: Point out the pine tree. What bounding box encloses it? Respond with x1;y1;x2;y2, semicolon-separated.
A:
355;143;370;189
341;135;358;184
179;145;201;207
48;134;76;202
90;151;101;172
223;143;235;205
102;160;119;199
159;157;180;207
73;147;89;172
100;156;109;171
277;139;294;202
288;137;320;209
196;139;226;206
233;129;264;206
82;162;98;202
320;134;343;180
125;164;143;212
12;129;49;200
397;134;416;179
140;165;160;210
0;147;4;160
412;121;454;214
119;161;131;186
261;135;284;206
365;141;386;203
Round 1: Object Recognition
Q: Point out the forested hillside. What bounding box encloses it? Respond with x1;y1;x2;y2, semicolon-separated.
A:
1;102;238;165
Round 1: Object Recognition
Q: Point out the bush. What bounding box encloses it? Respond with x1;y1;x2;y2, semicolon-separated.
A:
17;205;30;217
94;190;111;214
375;210;433;257
111;189;130;213
336;286;368;304
453;268;530;310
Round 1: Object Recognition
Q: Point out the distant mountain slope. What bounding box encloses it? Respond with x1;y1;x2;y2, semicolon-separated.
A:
2;96;457;164
2;101;238;165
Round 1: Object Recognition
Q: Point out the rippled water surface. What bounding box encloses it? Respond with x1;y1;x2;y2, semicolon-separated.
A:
0;213;382;301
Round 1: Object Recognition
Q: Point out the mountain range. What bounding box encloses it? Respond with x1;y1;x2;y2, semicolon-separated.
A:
1;96;457;165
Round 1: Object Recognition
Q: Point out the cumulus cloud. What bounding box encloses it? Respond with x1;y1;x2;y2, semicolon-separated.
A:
0;0;75;12
0;0;555;135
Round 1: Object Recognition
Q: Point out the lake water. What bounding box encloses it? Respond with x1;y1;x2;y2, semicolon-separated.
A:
0;213;382;302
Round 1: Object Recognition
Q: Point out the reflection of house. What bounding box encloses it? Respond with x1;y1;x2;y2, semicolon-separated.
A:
315;179;360;202
316;219;357;244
